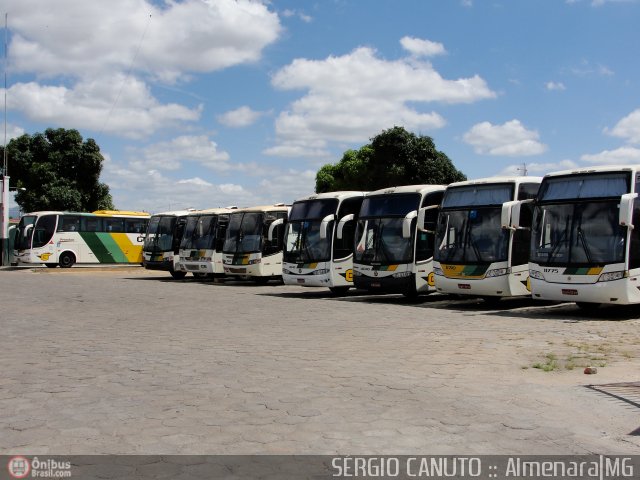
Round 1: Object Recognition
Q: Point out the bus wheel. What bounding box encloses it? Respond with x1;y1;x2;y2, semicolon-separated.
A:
58;252;76;268
170;269;187;280
45;263;58;268
481;296;502;307
329;286;350;296
576;302;600;310
402;288;419;299
193;272;207;279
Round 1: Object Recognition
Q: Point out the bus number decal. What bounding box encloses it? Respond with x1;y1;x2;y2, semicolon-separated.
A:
345;269;354;282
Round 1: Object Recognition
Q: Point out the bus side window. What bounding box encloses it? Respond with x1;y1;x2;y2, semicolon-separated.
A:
81;217;103;232
125;219;145;233
518;183;540;200
104;218;124;232
334;197;364;259
57;216;80;232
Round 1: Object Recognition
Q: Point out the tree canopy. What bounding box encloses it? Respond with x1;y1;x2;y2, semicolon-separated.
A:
1;128;114;212
315;126;466;193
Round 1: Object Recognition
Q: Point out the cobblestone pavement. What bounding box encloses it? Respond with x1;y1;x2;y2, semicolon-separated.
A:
1;267;639;454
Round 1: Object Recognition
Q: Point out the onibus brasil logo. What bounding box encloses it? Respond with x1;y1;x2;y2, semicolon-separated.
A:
7;456;71;478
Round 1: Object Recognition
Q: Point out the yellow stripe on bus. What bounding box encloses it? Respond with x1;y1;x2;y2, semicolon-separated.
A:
110;233;143;263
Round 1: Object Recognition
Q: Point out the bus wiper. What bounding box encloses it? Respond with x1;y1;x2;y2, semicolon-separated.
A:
547;215;569;262
463;215;481;262
577;226;593;264
376;223;390;262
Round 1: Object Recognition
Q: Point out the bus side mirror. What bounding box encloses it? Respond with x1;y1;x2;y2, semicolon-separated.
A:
267;218;284;241
417;205;438;233
403;210;417;239
501;201;519;230
336;214;354;240
24;224;33;238
619;193;638;229
319;214;335;239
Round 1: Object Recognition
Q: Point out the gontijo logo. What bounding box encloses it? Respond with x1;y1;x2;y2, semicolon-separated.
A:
7;457;30;479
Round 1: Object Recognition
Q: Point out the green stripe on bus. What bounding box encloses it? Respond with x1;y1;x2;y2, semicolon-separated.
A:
96;233;127;263
78;232;114;263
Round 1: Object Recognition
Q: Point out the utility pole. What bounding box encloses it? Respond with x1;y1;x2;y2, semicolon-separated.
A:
517;162;528;176
1;13;8;266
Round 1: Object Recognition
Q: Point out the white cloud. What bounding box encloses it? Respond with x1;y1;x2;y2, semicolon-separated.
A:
269;44;495;155
4;123;25;141
463;120;548;156
129;135;230;171
281;9;312;22
5;76;202;139
581;146;640;164
498;160;579;176
461;0;473;6
545;81;566;91
217;106;267;128
4;0;281;139
177;177;214;187
400;36;446;57
8;0;282;81
606;108;640;144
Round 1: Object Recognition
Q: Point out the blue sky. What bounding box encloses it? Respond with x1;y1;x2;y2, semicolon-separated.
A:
3;0;640;213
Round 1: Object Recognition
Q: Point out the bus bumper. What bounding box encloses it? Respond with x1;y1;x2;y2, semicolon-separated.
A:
354;273;416;294
530;277;640;305
435;272;530;297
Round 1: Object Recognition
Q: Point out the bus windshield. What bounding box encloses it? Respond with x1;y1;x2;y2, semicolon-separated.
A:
284;199;338;263
180;215;217;250
223;212;263;254
354;217;413;264
144;216;176;253
531;201;625;266
284;220;331;263
15;215;37;250
435;208;509;264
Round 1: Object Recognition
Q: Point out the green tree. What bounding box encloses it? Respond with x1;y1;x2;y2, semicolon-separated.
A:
315;126;466;192
1;128;115;212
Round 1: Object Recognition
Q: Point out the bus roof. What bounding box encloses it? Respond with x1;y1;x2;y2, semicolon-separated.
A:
293;191;367;203
230;204;290;214
92;210;150;217
365;184;446;197
150;209;198;217
185;207;237;216
542;164;640;179
22;210;149;218
446;176;543;188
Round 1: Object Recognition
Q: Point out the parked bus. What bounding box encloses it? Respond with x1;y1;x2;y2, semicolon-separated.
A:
353;185;445;297
282;191;366;294
175;207;235;278
142;210;194;279
14;210;149;268
433;177;541;302
222;204;289;283
526;165;640;307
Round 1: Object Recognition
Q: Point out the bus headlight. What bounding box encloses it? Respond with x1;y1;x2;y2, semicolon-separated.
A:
248;259;261;265
529;269;545;280
597;271;625;282
433;266;444;276
282;268;293;275
485;267;510;278
312;269;330;275
392;271;412;278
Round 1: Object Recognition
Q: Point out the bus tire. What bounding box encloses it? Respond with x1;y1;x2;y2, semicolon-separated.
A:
45;263;58;268
329;286;350;296
576;302;599;310
58;252;76;268
170;269;187;280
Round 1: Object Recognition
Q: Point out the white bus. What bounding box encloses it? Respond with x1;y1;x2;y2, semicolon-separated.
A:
282;191;366;295
222;204;290;283
175;208;235;278
14;210;149;268
353;185;445;297
142;210;194;279
433;177;541;303
526;165;640;307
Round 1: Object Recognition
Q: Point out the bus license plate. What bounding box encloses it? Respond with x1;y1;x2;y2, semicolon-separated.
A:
297;279;305;284
458;284;471;290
